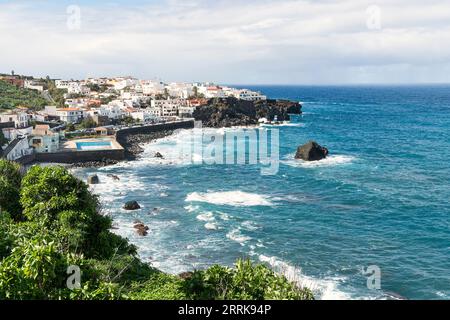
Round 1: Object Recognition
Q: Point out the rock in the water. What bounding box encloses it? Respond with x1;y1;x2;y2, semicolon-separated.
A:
134;223;149;236
295;141;329;161
124;201;141;210
87;174;100;184
107;174;120;181
154;152;164;159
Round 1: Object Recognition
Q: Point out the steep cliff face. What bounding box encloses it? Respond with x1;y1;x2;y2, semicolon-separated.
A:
193;97;302;128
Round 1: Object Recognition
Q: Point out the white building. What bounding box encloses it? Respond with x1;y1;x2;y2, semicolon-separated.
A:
198;85;227;99
64;98;90;109
141;80;165;96
30;125;60;153
67;82;90;95
233;89;267;101
165;83;194;99
150;98;186;117
2;127;33;141
178;106;196;118
0;112;30;128
2;137;34;161
87;104;125;120
130;110;156;123
86;78;108;85
24;80;44;92
56;108;85;123
55;80;71;89
114;78;139;91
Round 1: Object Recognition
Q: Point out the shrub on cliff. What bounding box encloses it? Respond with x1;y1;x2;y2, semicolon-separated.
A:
20;165;134;259
182;259;314;300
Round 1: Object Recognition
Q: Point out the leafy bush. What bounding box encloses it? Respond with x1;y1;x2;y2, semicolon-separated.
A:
0;160;23;220
183;259;314;300
20;165;134;258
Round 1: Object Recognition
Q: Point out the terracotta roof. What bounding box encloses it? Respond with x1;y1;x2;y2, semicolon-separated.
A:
57;108;81;112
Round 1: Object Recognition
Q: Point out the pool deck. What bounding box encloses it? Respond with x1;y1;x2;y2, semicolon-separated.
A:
62;137;124;152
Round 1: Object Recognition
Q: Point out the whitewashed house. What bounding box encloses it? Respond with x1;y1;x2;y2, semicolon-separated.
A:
141;80;165;96
30;125;60;153
150;98;186;117
2;137;34;161
55;80;71;89
24;80;44;92
0;112;30;128
130;110;156;123
68;82;90;95
56;108;85;123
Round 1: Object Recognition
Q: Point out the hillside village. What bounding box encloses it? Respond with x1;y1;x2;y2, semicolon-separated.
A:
0;73;267;163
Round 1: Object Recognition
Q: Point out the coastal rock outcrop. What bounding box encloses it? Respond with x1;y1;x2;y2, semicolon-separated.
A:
133;223;149;236
295;141;329;161
155;152;164;159
107;174;120;181
193;97;302;128
116;131;174;160
124;201;141;211
87;174;100;184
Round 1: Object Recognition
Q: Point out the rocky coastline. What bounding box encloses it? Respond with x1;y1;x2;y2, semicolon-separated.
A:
116;130;174;161
69;98;302;168
193;97;302;128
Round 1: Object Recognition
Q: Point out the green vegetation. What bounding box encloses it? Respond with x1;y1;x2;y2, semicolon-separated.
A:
0;159;313;300
80;116;97;129
0;80;48;111
45;79;67;107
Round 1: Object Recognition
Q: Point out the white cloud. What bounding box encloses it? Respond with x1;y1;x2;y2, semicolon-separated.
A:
1;0;450;84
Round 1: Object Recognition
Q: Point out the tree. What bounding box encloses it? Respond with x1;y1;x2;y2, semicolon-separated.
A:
80;116;97;129
0;160;23;221
66;123;76;132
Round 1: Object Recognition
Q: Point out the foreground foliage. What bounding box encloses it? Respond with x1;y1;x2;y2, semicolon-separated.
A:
0;159;313;300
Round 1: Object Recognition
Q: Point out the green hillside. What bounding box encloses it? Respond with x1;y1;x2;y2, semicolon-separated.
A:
0;80;48;111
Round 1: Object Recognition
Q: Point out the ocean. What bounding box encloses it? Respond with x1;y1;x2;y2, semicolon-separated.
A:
73;85;450;300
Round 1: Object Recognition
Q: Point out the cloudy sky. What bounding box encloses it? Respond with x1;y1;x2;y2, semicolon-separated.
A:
1;0;450;84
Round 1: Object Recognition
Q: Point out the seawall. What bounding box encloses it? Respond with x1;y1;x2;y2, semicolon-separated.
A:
115;119;194;138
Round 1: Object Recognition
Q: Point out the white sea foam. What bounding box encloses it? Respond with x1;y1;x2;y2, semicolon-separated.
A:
184;204;200;213
226;228;251;245
241;220;260;231
282;154;355;168
258;254;352;300
218;212;231;221
204;223;219;230
196;212;215;222
186;191;273;207
260;123;304;128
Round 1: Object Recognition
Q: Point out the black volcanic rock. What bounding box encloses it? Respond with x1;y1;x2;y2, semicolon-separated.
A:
87;174;100;184
295;141;329;161
133;223;149;236
124;201;141;210
193;97;302;128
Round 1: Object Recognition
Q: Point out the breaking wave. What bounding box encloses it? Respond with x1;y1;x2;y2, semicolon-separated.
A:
186;191;273;207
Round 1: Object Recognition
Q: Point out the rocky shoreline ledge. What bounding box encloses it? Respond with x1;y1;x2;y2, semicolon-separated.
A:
193;97;302;128
116;130;174;160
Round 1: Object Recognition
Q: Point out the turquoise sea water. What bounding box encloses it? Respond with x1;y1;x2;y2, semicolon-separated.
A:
74;85;450;299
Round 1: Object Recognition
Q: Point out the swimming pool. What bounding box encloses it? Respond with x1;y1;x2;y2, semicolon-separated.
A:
76;141;112;150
